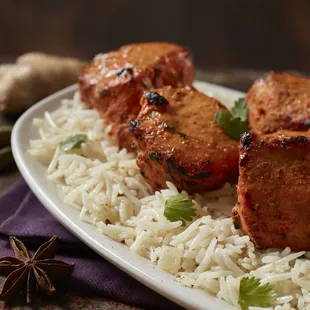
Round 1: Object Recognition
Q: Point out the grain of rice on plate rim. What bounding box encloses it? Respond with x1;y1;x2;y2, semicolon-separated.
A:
28;91;310;310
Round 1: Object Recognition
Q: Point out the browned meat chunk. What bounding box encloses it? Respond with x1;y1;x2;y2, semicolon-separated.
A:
130;86;239;193
79;42;194;150
234;130;310;250
246;72;310;134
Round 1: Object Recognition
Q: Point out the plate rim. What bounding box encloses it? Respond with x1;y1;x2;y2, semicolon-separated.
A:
11;81;244;310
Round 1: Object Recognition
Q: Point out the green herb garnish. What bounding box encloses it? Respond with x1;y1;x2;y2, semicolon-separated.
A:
231;98;247;121
164;194;196;226
214;110;248;140
238;277;277;310
60;134;87;152
214;98;249;140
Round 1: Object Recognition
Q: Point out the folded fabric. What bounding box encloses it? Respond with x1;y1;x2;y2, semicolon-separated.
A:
0;179;183;310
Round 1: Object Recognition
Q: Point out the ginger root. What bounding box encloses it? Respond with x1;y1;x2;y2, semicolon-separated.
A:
0;53;85;115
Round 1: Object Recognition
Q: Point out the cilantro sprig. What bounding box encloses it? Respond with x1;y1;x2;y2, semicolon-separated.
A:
214;98;249;140
60;134;87;152
164;194;196;226
238;277;277;310
231;98;248;121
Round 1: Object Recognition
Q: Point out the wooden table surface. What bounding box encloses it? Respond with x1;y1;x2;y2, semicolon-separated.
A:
0;69;264;310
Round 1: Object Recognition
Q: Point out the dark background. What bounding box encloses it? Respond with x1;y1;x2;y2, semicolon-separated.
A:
1;0;310;72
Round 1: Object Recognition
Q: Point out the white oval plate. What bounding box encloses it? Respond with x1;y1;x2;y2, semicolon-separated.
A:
12;81;244;310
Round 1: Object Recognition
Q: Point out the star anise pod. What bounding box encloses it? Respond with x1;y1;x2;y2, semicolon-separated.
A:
0;236;75;304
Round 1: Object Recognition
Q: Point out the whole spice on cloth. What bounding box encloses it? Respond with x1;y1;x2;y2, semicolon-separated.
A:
0;235;74;304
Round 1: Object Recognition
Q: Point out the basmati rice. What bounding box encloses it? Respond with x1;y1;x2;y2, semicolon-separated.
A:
28;91;310;310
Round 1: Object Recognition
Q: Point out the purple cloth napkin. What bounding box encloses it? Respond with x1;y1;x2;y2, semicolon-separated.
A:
0;179;183;310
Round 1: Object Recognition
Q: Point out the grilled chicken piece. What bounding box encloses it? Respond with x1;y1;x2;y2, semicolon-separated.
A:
234;131;310;250
130;86;239;193
246;72;310;134
79;42;194;150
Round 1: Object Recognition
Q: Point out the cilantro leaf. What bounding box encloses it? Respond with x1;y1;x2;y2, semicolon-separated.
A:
60;134;87;152
164;194;196;226
214;98;249;140
231;98;247;121
238;277;277;310
214;111;248;140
